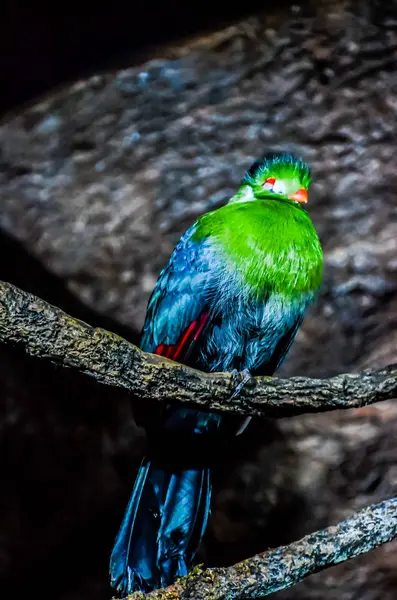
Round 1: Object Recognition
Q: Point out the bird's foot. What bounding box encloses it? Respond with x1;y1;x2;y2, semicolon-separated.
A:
230;368;252;435
230;368;252;400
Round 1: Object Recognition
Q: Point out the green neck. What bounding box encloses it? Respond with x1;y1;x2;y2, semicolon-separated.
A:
194;198;323;296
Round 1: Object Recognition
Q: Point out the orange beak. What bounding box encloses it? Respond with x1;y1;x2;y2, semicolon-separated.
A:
288;188;308;203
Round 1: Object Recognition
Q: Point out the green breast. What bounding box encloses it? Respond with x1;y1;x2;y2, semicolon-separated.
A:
193;199;323;296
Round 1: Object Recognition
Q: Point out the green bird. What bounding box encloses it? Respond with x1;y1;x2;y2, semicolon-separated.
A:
110;152;323;594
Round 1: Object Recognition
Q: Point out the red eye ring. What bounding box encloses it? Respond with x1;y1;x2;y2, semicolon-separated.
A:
263;177;276;186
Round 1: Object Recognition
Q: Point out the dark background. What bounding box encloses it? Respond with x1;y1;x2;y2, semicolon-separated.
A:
0;0;273;116
1;1;397;599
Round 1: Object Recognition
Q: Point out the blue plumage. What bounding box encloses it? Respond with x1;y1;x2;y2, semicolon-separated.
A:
110;154;322;594
110;225;310;594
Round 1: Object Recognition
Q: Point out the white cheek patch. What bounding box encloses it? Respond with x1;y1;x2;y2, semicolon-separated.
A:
273;181;287;195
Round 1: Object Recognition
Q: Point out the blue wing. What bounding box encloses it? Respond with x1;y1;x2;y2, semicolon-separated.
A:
110;228;222;594
141;225;213;362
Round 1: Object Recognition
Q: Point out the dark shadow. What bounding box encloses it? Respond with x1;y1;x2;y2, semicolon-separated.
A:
0;229;140;345
0;0;293;116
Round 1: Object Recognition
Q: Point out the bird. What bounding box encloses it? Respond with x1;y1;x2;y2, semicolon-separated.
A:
109;151;323;595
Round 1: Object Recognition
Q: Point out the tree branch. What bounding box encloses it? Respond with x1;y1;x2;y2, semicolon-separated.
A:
125;497;397;599
0;283;396;598
0;281;396;418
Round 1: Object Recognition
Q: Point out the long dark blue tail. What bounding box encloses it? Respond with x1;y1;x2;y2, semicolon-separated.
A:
110;408;219;594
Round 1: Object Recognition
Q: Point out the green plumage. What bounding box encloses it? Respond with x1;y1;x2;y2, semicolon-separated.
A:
243;152;312;192
192;198;323;296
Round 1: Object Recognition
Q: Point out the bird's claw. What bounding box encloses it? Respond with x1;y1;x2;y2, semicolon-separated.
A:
230;368;252;435
230;368;251;400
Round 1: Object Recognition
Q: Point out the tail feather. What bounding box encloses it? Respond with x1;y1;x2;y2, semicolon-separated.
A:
157;468;211;587
110;407;221;594
110;461;159;593
110;461;211;594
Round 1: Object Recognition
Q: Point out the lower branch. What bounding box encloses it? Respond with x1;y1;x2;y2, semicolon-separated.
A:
0;287;396;599
0;281;396;418
126;497;397;599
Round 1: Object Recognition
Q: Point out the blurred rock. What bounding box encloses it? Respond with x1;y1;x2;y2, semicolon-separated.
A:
274;402;397;600
1;1;396;377
0;0;270;115
0;1;397;599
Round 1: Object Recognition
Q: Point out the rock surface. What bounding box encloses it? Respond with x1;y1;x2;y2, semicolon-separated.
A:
0;1;397;599
1;0;397;377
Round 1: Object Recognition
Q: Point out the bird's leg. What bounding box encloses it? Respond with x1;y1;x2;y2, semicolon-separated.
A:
230;368;252;436
230;368;252;399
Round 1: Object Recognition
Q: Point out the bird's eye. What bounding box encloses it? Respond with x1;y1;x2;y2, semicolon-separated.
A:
262;177;276;191
272;180;287;195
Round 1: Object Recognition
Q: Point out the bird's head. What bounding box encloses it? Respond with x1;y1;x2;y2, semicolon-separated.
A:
241;152;311;204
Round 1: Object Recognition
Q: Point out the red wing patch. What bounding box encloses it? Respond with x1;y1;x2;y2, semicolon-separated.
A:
155;312;209;362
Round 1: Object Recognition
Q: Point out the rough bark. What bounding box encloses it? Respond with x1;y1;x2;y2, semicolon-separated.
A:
1;1;396;380
125;498;397;599
1;281;397;600
0;281;396;418
0;2;397;600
